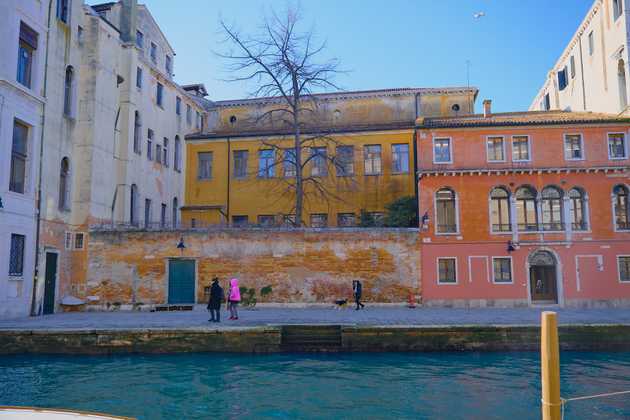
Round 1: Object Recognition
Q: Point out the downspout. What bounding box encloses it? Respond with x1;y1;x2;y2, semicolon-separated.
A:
578;36;587;111
226;137;231;225
31;0;55;316
412;94;419;206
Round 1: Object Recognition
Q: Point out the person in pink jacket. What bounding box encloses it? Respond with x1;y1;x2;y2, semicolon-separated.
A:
227;278;241;320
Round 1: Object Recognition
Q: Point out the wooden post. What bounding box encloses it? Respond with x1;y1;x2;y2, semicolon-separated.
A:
541;311;561;420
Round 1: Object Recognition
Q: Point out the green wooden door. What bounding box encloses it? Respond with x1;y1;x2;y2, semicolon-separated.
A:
43;252;57;315
168;259;195;304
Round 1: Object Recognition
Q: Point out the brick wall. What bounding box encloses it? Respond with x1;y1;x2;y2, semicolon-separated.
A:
87;229;420;306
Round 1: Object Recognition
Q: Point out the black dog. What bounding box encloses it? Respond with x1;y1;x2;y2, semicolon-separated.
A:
334;299;348;309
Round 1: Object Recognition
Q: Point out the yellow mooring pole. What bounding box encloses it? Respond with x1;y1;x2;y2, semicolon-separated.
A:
541;311;561;420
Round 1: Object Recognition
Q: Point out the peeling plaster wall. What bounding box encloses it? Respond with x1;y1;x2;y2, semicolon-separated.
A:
86;229;420;306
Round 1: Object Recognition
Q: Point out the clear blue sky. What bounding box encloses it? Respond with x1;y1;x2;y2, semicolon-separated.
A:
127;0;593;112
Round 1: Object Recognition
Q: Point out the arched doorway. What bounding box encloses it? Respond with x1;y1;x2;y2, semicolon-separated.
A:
529;250;558;304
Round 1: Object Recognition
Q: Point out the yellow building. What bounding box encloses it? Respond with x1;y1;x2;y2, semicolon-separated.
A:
183;87;477;227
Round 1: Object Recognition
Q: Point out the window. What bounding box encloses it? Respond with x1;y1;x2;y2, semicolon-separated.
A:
437;258;457;284
283;148;296;178
163;138;169;167
197;152;213;179
493;258;512;283
165;55;172;75
191;218;197;228
63;66;74;116
516;186;538;231
512;136;530;161
613;185;629;230
232;215;249;227
392;144;409;173
57;0;69;23
10;120;28;194
570;56;576;79
541;186;563;231
147;129;153;160
310;214;328;228
564;134;583;160
136;67;142;89
337;213;356;227
613;0;623;21
618;256;630;282
130;184;139;225
156;144;162;165
77;26;83;45
283;215;297;227
436;188;457;233
174;136;181;171
364;145;382;175
58;158;70;211
433;138;452;163
486;136;505;162
257;215;275;227
557;67;568;91
608;133;627;159
156;83;164;107
544;94;551;111
311;147;327;177
196;112;201;129
176;97;181;115
490;187;511;232
569;188;587;231
161;204;167;228
186;105;192;125
9;234;25;276
258;150;274;178
144;199;152;228
619;60;628;110
64;232;73;250
150;42;157;63
17;22;38;88
588;31;594;56
133;111;141;154
232;150;248;179
172;197;178;227
365;212;385;227
336;146;354;176
74;232;84;250
136;30;144;49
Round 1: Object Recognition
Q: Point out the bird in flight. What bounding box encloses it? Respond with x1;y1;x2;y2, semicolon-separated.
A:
473;11;486;19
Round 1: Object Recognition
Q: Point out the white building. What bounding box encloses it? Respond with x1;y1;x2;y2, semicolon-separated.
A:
0;1;48;318
531;0;629;115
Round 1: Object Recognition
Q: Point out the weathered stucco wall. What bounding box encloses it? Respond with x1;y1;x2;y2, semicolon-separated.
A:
86;229;420;307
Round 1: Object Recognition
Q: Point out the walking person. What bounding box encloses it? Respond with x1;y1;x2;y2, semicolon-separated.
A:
353;280;365;310
227;278;241;320
207;277;224;323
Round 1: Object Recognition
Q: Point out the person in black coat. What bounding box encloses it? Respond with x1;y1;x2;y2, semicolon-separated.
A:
207;277;224;322
353;280;365;310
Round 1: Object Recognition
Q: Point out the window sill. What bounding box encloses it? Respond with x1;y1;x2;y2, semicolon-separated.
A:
8;276;24;281
492;281;514;285
437;281;458;286
364;173;382;177
391;172;410;175
435;232;460;236
609;157;628;161
512;159;531;163
197;178;213;181
433;161;453;165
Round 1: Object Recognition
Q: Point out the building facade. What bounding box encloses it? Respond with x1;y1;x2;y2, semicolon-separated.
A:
0;0;48;318
531;0;629;115
183;88;477;227
417;103;630;307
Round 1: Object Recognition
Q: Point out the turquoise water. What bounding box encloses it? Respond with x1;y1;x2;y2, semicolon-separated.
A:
1;352;629;419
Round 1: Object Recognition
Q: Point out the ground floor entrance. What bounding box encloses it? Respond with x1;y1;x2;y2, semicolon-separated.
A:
43;252;58;315
168;259;195;304
529;250;558;304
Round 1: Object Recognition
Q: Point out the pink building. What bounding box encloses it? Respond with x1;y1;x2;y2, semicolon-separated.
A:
416;105;630;307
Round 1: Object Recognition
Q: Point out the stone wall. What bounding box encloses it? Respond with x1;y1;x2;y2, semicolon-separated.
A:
86;229;420;307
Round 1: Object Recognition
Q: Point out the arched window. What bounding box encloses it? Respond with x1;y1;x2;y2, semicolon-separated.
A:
619;60;628;110
490;187;511;232
130;184;139;226
436;188;457;233
64;66;74;116
133;111;142;154
569;188;587;231
163;138;169;167
516;186;538;231
172;197;178;227
614;185;629;230
174;135;181;171
541;186;563;231
58;157;70;211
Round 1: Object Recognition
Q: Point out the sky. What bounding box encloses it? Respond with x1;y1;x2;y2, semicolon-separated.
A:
116;0;594;112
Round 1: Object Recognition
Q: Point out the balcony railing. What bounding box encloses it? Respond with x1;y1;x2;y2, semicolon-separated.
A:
437;224;458;233
492;223;512;233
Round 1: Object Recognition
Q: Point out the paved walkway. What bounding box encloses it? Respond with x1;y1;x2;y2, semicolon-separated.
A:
1;306;630;330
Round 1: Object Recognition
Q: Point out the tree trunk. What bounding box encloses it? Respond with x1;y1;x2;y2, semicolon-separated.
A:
292;77;303;227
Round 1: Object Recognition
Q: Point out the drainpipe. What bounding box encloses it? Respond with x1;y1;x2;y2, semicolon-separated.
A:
31;0;55;316
226;137;231;225
578;36;587;111
412;94;419;205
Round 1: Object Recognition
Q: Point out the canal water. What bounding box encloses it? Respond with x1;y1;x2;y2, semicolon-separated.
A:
1;352;629;419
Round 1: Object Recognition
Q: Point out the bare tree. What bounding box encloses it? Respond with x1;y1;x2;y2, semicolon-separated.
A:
218;6;346;226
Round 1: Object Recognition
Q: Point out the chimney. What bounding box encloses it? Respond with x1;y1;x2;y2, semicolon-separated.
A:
483;99;492;118
120;0;138;44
